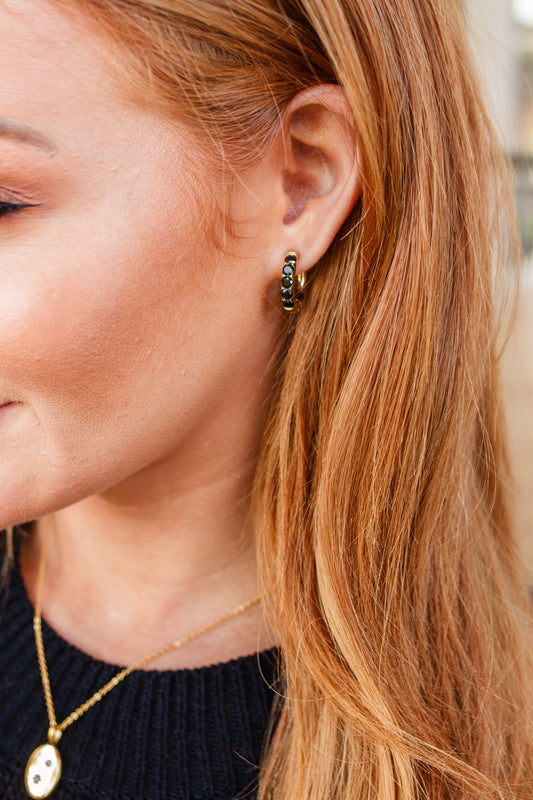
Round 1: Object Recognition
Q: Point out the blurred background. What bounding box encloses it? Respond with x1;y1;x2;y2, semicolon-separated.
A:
463;0;533;581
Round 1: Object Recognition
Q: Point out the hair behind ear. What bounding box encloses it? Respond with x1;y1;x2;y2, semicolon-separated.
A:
68;0;532;798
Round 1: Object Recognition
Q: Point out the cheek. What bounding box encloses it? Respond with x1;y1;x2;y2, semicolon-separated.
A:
0;209;202;428
0;206;216;523
0;186;266;526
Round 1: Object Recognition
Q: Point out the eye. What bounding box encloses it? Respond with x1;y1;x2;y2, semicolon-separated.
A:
0;201;35;219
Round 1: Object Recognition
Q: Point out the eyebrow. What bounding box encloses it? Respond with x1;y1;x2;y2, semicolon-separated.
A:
0;118;57;155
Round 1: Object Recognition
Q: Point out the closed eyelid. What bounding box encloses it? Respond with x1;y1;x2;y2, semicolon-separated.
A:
0;201;42;218
0;185;40;203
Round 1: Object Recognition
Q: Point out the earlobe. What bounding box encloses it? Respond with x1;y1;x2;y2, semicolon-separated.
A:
277;85;361;272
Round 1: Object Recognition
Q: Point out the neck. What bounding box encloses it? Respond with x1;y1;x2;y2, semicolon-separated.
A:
20;448;275;670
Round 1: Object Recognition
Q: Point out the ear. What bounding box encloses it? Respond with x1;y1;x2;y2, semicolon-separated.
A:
266;84;361;275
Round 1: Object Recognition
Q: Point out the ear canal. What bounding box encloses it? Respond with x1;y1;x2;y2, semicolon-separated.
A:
282;171;314;224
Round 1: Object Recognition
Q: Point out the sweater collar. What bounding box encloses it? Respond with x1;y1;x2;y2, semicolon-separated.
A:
0;529;278;799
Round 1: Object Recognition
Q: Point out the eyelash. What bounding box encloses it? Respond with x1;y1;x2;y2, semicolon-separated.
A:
0;201;34;219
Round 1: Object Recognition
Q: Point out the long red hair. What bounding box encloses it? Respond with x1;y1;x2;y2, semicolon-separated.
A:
52;0;533;797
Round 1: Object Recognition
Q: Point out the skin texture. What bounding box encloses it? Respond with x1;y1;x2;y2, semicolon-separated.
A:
0;0;360;667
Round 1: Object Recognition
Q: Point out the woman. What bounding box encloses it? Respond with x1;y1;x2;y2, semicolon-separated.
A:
0;0;532;798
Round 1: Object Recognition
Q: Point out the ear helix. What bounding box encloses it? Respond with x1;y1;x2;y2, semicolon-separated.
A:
280;251;306;313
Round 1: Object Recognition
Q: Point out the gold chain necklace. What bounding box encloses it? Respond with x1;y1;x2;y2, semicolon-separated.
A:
25;518;261;799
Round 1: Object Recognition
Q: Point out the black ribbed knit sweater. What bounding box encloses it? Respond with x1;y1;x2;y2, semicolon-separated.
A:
0;536;278;800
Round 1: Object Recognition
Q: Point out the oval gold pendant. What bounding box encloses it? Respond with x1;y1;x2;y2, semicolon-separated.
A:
24;743;62;798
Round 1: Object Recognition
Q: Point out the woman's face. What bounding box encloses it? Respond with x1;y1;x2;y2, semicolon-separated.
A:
0;0;281;526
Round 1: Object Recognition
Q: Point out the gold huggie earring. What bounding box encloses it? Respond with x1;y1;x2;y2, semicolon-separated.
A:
281;251;306;313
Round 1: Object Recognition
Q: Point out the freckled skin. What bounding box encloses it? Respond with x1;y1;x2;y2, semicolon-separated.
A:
0;0;358;668
0;0;284;667
0;0;281;526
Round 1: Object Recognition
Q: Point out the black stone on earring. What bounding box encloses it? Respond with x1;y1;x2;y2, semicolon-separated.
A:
281;251;304;313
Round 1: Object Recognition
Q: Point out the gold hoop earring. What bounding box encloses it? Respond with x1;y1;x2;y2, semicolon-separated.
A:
281;251;306;313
